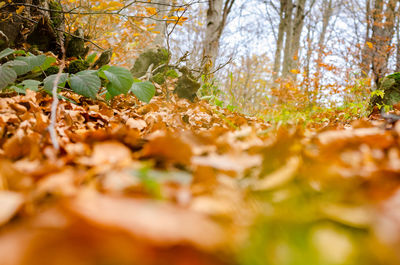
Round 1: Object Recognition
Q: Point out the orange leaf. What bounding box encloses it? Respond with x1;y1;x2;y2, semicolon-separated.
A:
16;5;24;14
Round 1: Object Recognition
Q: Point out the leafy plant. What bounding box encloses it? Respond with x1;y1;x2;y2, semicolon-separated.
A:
0;48;155;103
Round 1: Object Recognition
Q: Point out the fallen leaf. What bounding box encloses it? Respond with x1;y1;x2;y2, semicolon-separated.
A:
0;191;24;226
66;191;225;250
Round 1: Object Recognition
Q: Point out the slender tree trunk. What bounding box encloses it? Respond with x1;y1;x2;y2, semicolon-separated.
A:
360;0;372;77
313;0;333;102
273;0;287;81
304;21;313;93
287;0;307;78
281;0;293;78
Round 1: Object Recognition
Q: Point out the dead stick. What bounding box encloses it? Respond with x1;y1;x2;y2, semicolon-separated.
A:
48;48;66;151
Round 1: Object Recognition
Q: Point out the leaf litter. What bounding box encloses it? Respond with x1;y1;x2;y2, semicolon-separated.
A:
1;90;400;264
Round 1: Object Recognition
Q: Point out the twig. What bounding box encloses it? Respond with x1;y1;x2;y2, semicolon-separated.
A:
48;46;66;151
139;63;154;80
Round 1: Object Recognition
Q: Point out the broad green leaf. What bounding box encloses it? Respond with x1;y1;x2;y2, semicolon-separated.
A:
10;85;26;94
0;48;15;59
86;52;97;64
20;80;41;91
15;54;46;75
102;66;133;97
0;65;17;90
130;81;155;103
4;60;29;76
69;71;101;99
78;70;98;76
32;56;56;72
43;73;68;93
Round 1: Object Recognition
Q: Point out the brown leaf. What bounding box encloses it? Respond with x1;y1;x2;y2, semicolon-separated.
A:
141;133;193;165
0;191;24;226
80;141;132;166
66;191;225;250
317;128;394;149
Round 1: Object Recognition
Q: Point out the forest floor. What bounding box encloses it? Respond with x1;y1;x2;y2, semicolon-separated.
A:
1;90;400;265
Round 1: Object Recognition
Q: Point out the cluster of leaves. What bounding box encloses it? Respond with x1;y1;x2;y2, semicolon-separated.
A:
0;48;156;103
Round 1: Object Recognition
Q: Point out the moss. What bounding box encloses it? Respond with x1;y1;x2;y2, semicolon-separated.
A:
45;66;60;76
166;69;178;78
131;48;169;78
151;72;165;85
66;29;86;58
49;1;63;29
67;59;89;74
370;72;400;107
174;69;200;102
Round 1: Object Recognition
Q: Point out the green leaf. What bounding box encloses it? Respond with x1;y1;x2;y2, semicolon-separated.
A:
102;66;133;97
0;65;17;90
32;56;56;72
10;85;26;94
15;54;47;75
3;60;29;75
69;71;101;99
20;80;41;91
86;52;97;64
43;73;68;93
78;70;98;76
0;48;15;60
130;81;155;103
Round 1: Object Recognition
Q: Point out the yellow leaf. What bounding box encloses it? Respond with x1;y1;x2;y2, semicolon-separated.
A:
174;7;186;12
16;5;24;14
366;41;373;49
0;2;6;8
290;69;301;74
146;7;157;16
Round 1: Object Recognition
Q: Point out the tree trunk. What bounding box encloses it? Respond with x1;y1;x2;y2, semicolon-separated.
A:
288;0;307;77
151;0;170;48
314;0;333;102
0;0;65;55
370;0;396;86
396;7;400;72
360;0;372;77
281;0;294;78
272;0;287;81
202;0;235;73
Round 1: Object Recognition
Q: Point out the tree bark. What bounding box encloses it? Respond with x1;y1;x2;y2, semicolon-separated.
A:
272;0;287;81
313;0;333;102
151;0;170;48
281;0;293;78
396;7;400;72
369;0;397;86
360;0;372;77
287;0;307;79
202;0;235;73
